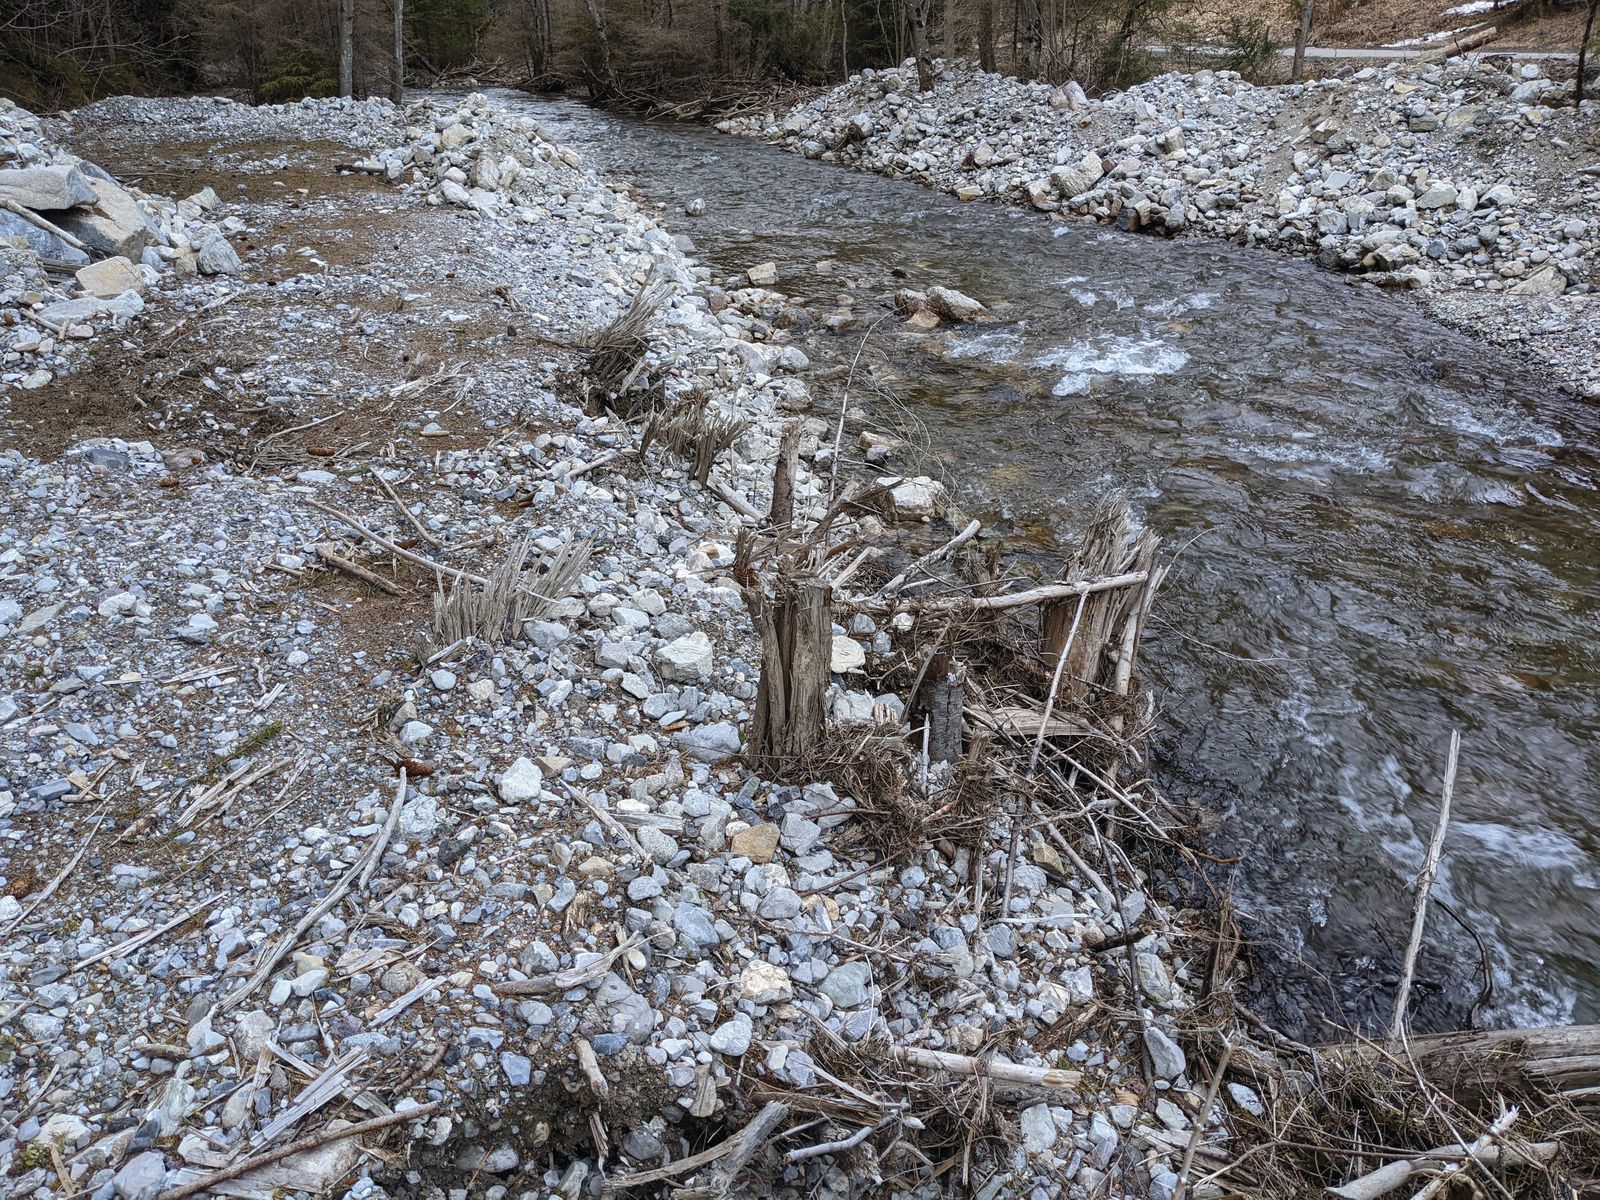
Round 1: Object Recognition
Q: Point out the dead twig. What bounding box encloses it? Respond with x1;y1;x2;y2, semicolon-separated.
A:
154;1102;441;1200
315;544;407;595
1388;730;1460;1047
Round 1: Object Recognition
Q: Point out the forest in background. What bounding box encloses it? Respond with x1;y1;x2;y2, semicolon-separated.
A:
0;0;1288;113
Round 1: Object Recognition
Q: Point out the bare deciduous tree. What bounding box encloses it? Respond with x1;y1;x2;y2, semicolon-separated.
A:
1579;0;1597;105
908;0;933;89
339;0;355;95
1292;0;1314;83
391;0;404;101
1021;0;1042;78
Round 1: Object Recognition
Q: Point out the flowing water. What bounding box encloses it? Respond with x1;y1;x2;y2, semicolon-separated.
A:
502;92;1600;1038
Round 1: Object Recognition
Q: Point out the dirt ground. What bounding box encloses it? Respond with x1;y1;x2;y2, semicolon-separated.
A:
1161;0;1590;53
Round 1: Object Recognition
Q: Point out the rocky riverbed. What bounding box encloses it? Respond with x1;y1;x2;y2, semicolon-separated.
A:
721;58;1600;400
0;93;1217;1200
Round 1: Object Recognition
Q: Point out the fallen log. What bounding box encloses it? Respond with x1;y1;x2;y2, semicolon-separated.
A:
1322;1024;1600;1100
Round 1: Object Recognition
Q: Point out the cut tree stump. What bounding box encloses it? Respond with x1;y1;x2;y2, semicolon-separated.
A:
746;574;832;775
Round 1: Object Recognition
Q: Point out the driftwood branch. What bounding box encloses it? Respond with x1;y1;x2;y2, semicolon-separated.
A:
848;570;1148;614
494;932;644;995
603;1100;790;1194
369;467;443;548
786;1117;888;1163
672;1099;792;1198
154;1102;441;1200
315;544;406;595
1388;731;1460;1046
888;1045;1081;1091
878;517;980;596
1325;1113;1551;1200
307;501;490;587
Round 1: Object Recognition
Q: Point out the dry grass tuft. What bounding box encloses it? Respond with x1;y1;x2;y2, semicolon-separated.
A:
429;534;593;651
584;284;671;417
639;389;752;485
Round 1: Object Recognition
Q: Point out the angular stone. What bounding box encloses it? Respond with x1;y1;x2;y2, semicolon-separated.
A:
819;960;870;1007
656;632;714;682
709;1012;753;1056
829;635;866;674
1051;150;1104;199
739;961;793;1004
1144;1025;1186;1079
499;756;543;802
926;285;991;322
0;165;96;211
197;232;242;275
54;176;156;260
75;255;144;299
1511;264;1567;296
729;823;780;863
112;1150;166;1200
673;721;740;763
1020;1103;1057;1153
877;475;945;520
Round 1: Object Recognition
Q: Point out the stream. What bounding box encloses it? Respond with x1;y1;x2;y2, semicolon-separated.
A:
500;91;1600;1039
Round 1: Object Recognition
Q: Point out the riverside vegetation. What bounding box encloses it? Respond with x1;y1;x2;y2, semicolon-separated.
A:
1;40;1600;1200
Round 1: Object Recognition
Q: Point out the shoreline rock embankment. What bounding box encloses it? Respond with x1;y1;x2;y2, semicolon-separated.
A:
722;58;1600;399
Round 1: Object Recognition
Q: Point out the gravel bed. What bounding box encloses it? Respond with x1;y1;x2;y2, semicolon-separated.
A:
0;92;1214;1200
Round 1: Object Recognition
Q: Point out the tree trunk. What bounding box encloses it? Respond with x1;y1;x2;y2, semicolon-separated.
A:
748;577;832;775
978;0;995;71
1579;0;1598;105
909;0;934;89
391;0;404;103
581;0;615;96
1292;0;1314;82
839;0;849;76
712;0;727;71
339;0;355;97
943;0;954;61
1020;0;1041;78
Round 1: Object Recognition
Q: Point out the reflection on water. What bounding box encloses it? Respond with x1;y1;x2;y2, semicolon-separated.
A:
503;91;1600;1038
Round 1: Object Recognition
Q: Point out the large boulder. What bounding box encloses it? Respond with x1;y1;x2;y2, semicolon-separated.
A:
0;209;89;265
926;285;993;323
0;165;96;211
54;176;158;260
1050;151;1104;200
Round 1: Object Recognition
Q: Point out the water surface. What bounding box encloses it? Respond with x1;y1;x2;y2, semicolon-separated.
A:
504;92;1600;1038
